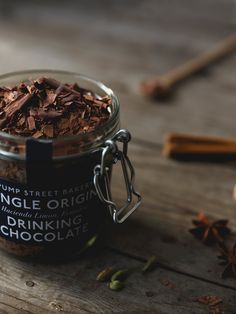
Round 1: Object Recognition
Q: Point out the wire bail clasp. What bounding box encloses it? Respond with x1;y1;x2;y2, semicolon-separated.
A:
93;129;142;223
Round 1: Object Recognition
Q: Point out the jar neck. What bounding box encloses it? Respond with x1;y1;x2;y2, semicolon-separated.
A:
0;114;120;161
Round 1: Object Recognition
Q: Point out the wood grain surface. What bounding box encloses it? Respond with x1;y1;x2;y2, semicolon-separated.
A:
0;0;236;313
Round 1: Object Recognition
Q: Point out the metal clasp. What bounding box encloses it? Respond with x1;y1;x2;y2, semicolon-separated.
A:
93;129;142;224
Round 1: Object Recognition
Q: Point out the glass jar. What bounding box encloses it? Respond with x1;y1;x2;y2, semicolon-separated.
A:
0;70;141;260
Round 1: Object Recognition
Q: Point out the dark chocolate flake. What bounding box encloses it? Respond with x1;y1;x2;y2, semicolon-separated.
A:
18;116;26;126
55;84;65;95
43;77;81;98
43;124;54;138
38;110;63;120
4;94;34;118
32;130;43;138
33;79;45;90
29;108;37;117
63;101;74;107
19;83;29;94
43;90;57;108
27;85;36;94
60;94;78;105
27;116;36;130
83;94;94;102
0;77;111;138
0;87;10;98
0;117;7;128
94;99;106;107
6;91;19;102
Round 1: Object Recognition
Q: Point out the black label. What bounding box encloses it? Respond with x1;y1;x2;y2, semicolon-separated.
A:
0;177;105;245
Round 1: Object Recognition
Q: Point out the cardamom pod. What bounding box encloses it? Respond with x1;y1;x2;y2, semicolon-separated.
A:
111;269;130;282
86;235;97;248
142;255;158;273
109;280;124;291
96;267;117;282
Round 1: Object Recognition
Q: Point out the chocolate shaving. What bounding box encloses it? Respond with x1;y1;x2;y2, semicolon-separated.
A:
55;84;64;95
43;77;82;97
63;101;74;107
6;91;19;102
33;79;45;90
0;77;111;139
4;94;34;119
0;117;7;129
18;116;26;126
37;109;62;120
29;108;37;117
43;124;54;138
19;83;28;93
32;130;43;138
43;90;57;108
59;94;78;105
27;116;36;131
27;85;36;95
83;95;94;102
0;87;10;98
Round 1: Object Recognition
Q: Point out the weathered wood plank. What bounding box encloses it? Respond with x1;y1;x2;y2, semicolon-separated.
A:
0;1;235;313
0;291;51;314
0;248;235;313
109;142;236;290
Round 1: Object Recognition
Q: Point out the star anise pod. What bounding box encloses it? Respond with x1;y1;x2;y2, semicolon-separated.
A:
218;243;236;278
189;212;230;245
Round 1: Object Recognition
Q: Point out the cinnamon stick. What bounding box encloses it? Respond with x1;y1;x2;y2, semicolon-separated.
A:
163;133;236;161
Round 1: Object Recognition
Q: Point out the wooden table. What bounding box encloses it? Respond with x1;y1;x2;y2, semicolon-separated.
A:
0;0;236;313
